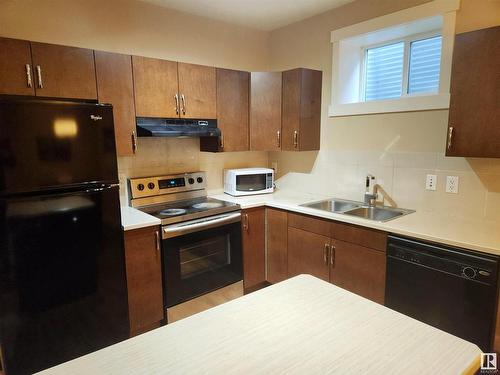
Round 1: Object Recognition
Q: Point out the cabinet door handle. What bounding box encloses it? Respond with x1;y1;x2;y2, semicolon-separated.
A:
243;213;249;231
276;130;281;148
330;245;335;266
25;64;33;88
447;126;454;150
155;230;161;252
220;133;224;150
36;65;43;89
293;130;299;149
180;94;186;115
174;94;179;115
324;243;330;265
131;131;137;153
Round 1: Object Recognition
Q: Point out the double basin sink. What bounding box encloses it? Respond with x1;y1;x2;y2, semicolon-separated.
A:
301;198;414;222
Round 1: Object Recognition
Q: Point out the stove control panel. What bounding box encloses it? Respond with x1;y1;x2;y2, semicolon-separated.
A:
129;172;207;199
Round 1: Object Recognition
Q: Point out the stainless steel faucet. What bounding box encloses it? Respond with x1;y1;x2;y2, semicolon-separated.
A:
364;174;377;206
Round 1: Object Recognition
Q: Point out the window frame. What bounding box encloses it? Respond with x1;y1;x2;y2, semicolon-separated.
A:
360;30;442;102
328;0;459;117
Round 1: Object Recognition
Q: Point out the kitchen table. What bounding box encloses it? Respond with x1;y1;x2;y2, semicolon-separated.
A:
37;275;481;374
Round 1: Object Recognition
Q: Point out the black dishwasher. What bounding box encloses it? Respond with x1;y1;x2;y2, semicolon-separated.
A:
385;235;499;352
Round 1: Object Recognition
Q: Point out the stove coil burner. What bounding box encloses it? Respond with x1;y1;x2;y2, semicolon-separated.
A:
160;208;187;216
192;202;224;209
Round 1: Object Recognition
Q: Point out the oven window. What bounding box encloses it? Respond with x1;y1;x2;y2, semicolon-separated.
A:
180;235;230;279
236;174;266;191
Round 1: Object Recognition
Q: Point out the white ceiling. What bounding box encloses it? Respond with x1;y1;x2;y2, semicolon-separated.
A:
139;0;356;31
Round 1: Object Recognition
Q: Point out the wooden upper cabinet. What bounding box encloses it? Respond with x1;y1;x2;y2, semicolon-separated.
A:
95;51;136;157
0;37;35;96
250;72;282;151
330;240;386;304
132;56;179;118
266;208;288;284
242;208;266;290
282;68;322;151
200;68;249;152
177;62;216;119
30;42;97;99
124;226;164;336
287;227;330;282
446;26;500;158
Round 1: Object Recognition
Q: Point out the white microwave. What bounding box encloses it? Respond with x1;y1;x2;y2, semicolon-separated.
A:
224;168;274;196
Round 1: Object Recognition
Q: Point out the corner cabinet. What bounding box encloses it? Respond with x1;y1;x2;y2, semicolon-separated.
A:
250;69;322;152
95;51;137;156
446;26;500;158
124;226;164;337
241;208;266;292
282;68;322;151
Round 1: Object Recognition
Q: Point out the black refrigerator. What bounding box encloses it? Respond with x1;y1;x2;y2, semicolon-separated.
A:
0;98;129;374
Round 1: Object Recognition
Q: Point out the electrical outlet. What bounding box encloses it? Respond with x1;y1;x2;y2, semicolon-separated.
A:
446;176;459;194
425;174;437;191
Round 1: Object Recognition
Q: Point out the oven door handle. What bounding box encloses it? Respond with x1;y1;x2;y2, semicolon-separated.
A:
163;212;241;239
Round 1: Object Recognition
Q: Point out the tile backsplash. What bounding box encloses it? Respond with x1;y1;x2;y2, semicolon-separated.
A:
117;139;500;224
117;137;268;204
272;150;500;223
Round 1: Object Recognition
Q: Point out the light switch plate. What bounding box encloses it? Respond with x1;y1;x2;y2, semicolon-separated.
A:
446;176;459;194
426;174;437;191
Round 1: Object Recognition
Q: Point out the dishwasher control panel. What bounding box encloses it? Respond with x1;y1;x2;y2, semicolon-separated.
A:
387;236;497;285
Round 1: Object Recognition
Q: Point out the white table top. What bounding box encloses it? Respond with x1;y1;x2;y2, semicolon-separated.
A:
38;275;481;375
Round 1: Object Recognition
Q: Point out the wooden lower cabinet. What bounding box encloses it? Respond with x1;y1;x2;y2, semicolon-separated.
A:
124;226;164;336
266;208;288;284
287;227;330;282
284;212;387;304
330;239;386;304
242;208;266;291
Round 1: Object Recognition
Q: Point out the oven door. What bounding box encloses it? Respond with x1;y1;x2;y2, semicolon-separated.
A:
162;212;243;308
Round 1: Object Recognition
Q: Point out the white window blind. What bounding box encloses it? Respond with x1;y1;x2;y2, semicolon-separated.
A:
364;42;404;101
408;36;442;94
363;35;442;101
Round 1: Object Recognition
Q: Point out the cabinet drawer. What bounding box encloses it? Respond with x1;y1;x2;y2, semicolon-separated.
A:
288;212;331;237
331;222;387;252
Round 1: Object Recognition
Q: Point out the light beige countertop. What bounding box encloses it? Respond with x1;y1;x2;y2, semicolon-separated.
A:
120;206;161;231
209;190;500;256
37;275;481;375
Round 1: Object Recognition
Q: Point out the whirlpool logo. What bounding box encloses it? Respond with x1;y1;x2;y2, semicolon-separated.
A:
481;353;498;373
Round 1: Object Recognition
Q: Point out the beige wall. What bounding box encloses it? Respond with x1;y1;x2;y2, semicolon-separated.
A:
0;0;270;202
1;0;499;216
268;0;500;222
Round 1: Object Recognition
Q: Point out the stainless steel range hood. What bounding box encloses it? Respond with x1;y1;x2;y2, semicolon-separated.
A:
136;117;220;138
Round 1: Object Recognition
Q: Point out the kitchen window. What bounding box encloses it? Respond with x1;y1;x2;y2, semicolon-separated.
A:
329;0;459;117
363;34;442;101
